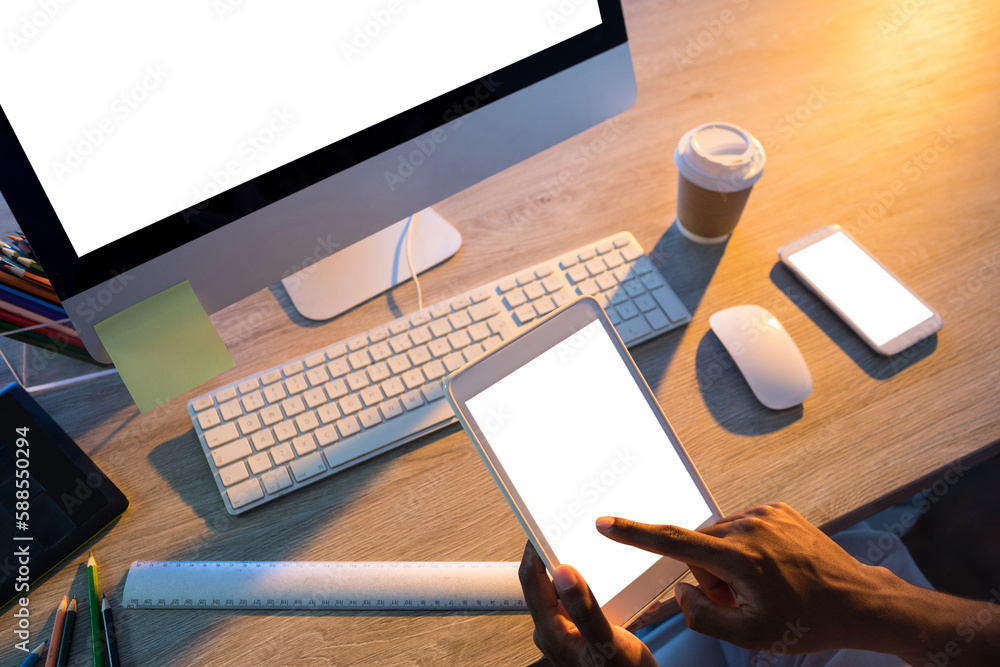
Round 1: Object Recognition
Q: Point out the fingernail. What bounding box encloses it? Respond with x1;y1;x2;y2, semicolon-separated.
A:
595;516;614;531
553;566;578;592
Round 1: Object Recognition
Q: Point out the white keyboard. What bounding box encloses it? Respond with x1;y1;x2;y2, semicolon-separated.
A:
188;232;690;514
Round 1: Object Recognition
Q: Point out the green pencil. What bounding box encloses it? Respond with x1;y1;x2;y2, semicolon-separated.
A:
87;552;104;667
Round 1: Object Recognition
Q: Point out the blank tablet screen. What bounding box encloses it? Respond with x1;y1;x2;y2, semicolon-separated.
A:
465;320;713;606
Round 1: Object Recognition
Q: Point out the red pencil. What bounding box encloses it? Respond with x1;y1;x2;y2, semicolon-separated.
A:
44;596;68;667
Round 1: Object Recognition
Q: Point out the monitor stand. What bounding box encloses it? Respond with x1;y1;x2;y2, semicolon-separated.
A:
281;208;462;321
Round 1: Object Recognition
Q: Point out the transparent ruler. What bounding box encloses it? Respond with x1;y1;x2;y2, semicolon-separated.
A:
123;561;526;611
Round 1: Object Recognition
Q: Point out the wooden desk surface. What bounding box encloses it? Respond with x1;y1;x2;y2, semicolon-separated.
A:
2;0;999;664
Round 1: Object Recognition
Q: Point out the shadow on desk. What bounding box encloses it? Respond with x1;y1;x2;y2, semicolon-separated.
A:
769;264;938;380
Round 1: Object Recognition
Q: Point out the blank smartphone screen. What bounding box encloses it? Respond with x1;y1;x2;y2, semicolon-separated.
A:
786;231;933;346
465;320;713;606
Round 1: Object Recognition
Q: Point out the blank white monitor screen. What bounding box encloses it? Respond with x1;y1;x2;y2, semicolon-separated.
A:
0;0;601;257
465;320;713;606
786;231;933;346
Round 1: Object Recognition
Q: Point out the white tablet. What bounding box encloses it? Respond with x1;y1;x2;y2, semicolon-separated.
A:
446;296;721;626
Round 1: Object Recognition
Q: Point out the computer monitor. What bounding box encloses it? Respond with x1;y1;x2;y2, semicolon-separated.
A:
0;1;636;364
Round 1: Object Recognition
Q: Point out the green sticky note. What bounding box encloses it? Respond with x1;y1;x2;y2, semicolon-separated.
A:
94;280;234;412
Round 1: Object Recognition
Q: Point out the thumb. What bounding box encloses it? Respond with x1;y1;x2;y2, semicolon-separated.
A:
552;566;617;658
675;582;744;640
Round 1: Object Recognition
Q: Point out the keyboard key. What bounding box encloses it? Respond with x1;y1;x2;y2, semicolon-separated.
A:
516;271;535;286
290;452;327;482
295;412;319;432
604;252;624;269
261;467;293;494
443;352;465;373
303;387;327;409
567;265;589;284
263;384;286;403
274;422;298;442
304;353;326;368
317;404;341;424
306;367;330;387
237;379;259;394
513;304;536;325
370;342;392;362
252;430;276;451
606;306;621;325
215;387;238;403
192;396;214;412
219;461;250;487
247;452;273;475
348;337;367;351
646;308;671;330
324;379;349;401
227;478;264;509
367;362;391;383
596;274;617;291
409;312;431;327
585;257;606;277
292;434;317;456
483;335;503;351
623;280;646;299
429;339;451;358
368;327;390;343
577;279;599;296
410;326;432;345
282;361;305;376
553;290;573;307
560;256;578;269
617;301;640;320
616;316;652;343
541;276;563;293
348;350;371;370
336;416;361;438
635;294;658;312
212;439;252;468
271;443;295;465
448;330;471;350
388;356;412;374
325;343;347;360
260;406;283;426
241;391;265;413
389;334;412;354
596;241;614;254
220;399;243;422
430;320;452;338
359;407;382;429
315;425;339;447
470;300;500;322
197;409;221;431
261;370;283;385
610;289;629;305
205;423;240;448
497;277;517;292
422;381;445;402
534;265;554;279
613;235;630;248
534;297;556;316
621;245;642;262
360;386;384;407
347;371;370;392
237;414;262;435
449;312;473;331
380;399;403;420
578;247;596;261
524;282;545;300
281;396;306;417
381;377;405;397
409;346;432;366
422;360;446;380
469;322;490;342
326;358;350;378
450;296;471;311
503;290;527;309
471;290;491;303
401;390;424;411
633;256;656;275
430;302;451;318
339;394;363;415
651;287;689;322
402;369;425;390
641;271;667;291
389;320;410;335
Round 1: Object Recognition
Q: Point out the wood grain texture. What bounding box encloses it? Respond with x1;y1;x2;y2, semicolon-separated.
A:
2;0;999;664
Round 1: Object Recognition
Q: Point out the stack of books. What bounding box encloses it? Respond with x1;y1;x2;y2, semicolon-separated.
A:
0;232;94;363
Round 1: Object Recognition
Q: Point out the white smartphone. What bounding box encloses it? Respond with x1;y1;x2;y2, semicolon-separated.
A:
445;297;722;627
779;225;942;356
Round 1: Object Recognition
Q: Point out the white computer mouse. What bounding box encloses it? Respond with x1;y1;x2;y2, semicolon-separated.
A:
708;305;812;410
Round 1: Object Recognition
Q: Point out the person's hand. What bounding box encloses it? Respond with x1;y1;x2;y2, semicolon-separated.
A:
518;541;658;666
597;502;886;653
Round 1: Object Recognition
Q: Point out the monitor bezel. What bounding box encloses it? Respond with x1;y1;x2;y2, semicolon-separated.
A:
0;2;627;301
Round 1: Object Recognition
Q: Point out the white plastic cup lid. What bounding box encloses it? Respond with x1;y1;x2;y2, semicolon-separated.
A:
674;122;766;193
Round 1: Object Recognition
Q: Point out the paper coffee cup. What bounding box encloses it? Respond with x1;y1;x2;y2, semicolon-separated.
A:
674;122;766;244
